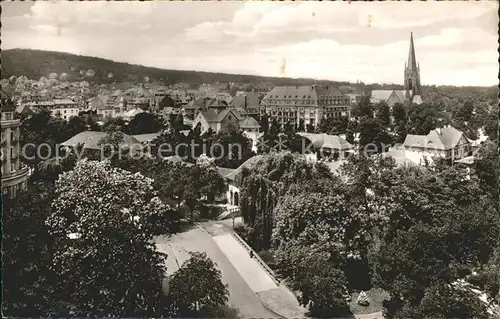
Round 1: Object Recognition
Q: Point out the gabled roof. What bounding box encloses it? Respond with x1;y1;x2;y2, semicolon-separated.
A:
230;92;260;109
315;85;344;97
124;108;144;118
217;167;236;177
132;132;161;143
263;86;318;101
403;126;468;150
54;99;78;105
239;116;261;129
298;133;354;150
199;109;218;122
392;90;406;103
16;105;35;116
225;155;264;182
61;131;141;150
215;108;241;122
371;90;395;101
185;97;210;110
371;90;406;105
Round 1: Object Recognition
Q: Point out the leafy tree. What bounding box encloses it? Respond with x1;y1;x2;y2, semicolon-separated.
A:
318;117;348;135
393;121;408;144
391;103;406;125
259;114;270;133
283;121;295;135
372;164;499;318
296;119;305;132
102;116;128;133
269;118;280;135
62;116;87;140
296;256;351;318
358;118;392;154
483;103;498;141
416;284;488;319
375;101;391;126
351;96;373;118
474;141;499;199
45;160;171;316
272;192;362;276
305;123;315;133
205;129;254;168
151;127;188;159
20;109;68;167
169;113;187;131
407;102;443;135
167;252;228;317
240;152;334;250
128;112;165;135
345;128;355;144
2;183;58;317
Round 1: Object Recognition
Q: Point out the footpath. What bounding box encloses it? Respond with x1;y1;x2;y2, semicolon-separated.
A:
201;220;308;319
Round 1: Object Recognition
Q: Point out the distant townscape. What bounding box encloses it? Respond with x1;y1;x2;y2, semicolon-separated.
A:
2;31;499;319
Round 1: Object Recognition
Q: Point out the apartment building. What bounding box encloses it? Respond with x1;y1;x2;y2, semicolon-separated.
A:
260;85;354;127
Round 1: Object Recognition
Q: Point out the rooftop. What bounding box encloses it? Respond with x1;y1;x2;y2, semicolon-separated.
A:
61;131;141;150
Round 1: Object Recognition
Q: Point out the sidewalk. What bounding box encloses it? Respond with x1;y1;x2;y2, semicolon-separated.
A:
212;232;307;318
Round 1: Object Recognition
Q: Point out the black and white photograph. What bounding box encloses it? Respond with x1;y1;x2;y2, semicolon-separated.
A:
1;1;499;318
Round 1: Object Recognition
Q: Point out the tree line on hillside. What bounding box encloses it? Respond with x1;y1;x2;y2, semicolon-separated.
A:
3;49;348;87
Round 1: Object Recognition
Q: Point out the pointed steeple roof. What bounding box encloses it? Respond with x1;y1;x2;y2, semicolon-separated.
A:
407;32;418;70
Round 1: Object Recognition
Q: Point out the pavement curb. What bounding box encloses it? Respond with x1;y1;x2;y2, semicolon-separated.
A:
255;293;288;319
196;224;288;319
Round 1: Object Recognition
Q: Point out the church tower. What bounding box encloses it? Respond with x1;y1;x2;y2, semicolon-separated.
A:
404;32;422;101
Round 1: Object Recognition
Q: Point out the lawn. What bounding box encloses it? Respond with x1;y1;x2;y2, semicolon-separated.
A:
349;288;390;315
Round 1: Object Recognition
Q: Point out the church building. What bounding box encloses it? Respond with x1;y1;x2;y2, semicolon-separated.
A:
371;32;423;107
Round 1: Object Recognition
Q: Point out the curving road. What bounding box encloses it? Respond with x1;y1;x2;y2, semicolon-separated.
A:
154;223;278;319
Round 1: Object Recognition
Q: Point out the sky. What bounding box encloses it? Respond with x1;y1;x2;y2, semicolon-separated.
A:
2;1;498;86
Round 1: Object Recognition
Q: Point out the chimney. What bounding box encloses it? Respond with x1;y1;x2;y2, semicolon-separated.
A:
244;95;248;110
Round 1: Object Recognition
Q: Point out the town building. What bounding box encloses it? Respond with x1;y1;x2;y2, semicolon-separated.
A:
184;97;229;119
260;85;354;128
370;32;423;107
52;99;80;120
1;90;29;198
230;92;260;119
61;131;142;152
218;155;264;206
297;132;355;160
192;108;242;134
88;95;117;120
403;126;474;163
239;117;261;133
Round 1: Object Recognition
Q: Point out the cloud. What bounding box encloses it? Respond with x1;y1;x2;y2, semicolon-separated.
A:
2;1;498;86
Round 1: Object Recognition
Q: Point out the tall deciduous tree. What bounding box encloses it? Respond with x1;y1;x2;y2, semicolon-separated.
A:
240;152;334;250
474;141;499;199
45;159;172;316
358;118;392;154
2;183;58;317
391;103;407;125
128;112;165;135
351;96;373;118
414;284;488;319
167;252;228;317
375;101;391;126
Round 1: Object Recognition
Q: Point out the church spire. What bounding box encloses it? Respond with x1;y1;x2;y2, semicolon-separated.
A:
404;32;422;100
407;32;417;70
